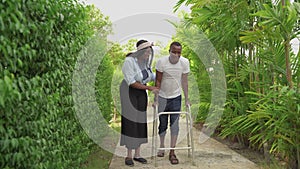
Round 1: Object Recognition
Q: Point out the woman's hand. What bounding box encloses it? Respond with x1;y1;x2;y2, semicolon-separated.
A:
148;86;159;94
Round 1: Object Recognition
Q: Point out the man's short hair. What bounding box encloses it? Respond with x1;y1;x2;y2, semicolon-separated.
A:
170;41;181;47
169;41;182;51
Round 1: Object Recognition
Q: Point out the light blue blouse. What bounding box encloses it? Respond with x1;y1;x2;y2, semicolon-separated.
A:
122;57;155;85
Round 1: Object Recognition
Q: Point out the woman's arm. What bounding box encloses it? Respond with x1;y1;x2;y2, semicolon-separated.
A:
130;82;159;94
153;70;163;102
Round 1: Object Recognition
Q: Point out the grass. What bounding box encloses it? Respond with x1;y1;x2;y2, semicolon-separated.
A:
82;119;121;169
82;147;113;169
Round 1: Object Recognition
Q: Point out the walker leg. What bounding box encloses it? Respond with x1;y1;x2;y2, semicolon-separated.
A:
186;115;191;157
151;106;156;159
189;112;195;165
153;106;158;167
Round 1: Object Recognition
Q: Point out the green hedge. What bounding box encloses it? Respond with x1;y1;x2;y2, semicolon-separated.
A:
0;0;112;168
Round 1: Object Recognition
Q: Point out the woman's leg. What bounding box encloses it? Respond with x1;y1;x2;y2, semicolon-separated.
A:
134;146;141;157
127;148;133;158
133;146;147;163
125;148;134;166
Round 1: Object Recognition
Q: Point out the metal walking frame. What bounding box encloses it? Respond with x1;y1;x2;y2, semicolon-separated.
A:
151;104;195;167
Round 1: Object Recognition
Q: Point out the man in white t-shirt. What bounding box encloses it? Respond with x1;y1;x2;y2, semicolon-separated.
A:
154;41;190;165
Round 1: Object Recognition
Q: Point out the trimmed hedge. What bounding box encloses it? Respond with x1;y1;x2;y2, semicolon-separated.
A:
0;0;112;168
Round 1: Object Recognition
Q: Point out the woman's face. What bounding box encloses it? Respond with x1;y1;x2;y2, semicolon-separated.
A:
142;47;152;60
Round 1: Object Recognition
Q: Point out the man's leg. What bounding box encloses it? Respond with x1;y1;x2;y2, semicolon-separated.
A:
157;96;168;156
158;114;168;156
170;134;178;156
170;113;180;152
169;96;181;164
169;113;180;164
169;95;181;151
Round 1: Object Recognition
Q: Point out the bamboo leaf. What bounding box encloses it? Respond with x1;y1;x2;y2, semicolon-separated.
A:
274;134;295;145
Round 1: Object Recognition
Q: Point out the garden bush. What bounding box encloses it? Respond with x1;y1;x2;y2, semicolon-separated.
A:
0;0;112;168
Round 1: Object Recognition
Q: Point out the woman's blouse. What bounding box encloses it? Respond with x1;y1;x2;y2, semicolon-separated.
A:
122;56;155;85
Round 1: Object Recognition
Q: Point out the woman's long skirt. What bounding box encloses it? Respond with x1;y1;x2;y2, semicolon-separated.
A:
120;80;148;149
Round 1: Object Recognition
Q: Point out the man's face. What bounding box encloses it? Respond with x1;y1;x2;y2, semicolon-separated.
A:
170;45;182;58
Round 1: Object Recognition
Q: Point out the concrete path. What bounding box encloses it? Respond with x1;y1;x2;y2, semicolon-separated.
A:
109;107;259;169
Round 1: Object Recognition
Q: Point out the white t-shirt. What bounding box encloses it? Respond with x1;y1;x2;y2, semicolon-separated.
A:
122;56;155;85
156;56;190;98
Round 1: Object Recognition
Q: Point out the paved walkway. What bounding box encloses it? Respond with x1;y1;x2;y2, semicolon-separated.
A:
109;107;259;169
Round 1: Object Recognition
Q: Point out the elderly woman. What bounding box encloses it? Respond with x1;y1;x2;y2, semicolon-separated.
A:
120;40;159;166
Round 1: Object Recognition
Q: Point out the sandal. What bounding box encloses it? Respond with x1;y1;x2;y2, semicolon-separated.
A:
169;154;179;165
125;157;134;166
157;150;165;157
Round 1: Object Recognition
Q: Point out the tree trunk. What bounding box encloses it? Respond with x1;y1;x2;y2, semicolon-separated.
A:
263;142;271;165
248;43;253;89
281;0;293;88
284;37;293;88
255;47;261;94
297;145;300;169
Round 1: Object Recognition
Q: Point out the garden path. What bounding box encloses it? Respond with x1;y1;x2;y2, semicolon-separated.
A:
109;106;259;169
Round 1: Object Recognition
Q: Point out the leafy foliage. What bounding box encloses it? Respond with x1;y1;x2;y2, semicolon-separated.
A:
175;0;300;168
0;0;112;168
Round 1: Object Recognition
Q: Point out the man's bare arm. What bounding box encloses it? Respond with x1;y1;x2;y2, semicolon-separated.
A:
182;73;189;106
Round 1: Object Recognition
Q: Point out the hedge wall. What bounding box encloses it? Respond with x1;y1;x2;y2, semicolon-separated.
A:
0;0;112;168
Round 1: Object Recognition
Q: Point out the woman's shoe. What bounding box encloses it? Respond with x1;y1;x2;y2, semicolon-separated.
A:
125;157;134;166
133;157;147;164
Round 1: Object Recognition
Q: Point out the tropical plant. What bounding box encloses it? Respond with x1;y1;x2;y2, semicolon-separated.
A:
174;0;300;168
